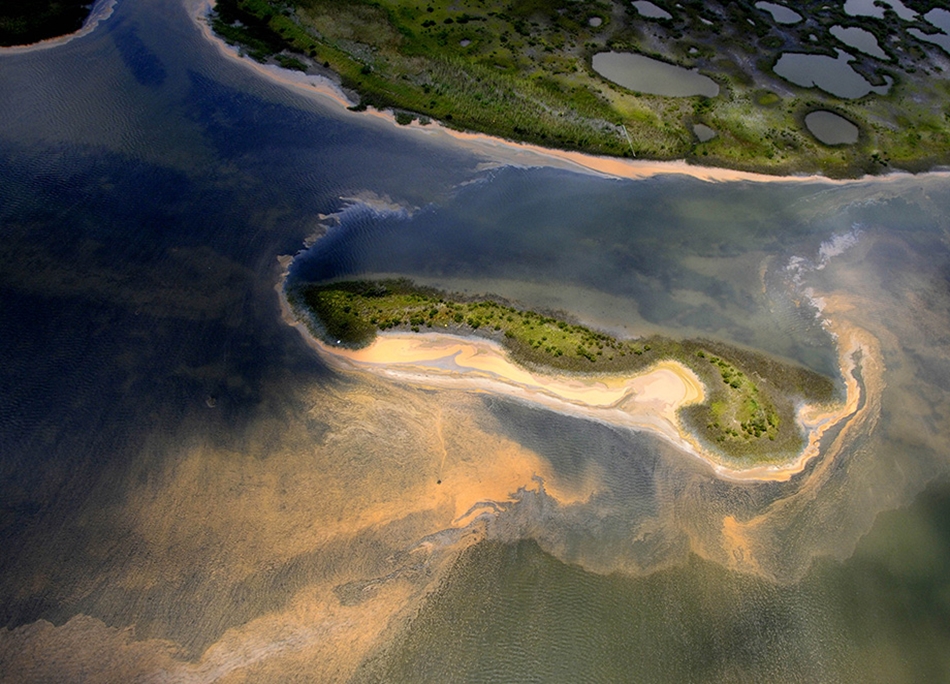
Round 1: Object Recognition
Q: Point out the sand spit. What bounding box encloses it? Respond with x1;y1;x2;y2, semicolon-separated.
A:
278;271;869;483
0;0;117;54
190;0;950;186
329;332;705;451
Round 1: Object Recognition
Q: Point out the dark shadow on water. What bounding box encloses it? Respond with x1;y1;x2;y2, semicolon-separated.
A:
110;18;168;88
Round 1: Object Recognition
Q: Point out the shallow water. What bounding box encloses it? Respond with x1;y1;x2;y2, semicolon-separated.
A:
805;110;859;145
2;0;950;681
830;25;887;60
773;50;891;99
592;51;719;97
754;1;802;25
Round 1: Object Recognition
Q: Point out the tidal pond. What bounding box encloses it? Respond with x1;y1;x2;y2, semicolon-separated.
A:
754;2;802;25
631;1;671;20
830;25;887;59
843;0;916;21
924;8;950;34
773;50;891;99
804;111;859;145
592;51;719;97
692;123;716;142
910;12;950;55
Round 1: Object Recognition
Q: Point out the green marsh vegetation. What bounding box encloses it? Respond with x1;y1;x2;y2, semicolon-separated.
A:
211;0;950;177
290;279;837;463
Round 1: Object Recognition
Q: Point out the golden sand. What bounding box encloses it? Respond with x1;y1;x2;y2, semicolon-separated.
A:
291;311;707;459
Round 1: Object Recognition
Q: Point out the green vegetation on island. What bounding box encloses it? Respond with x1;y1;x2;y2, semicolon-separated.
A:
1;0;94;46
211;0;950;177
290;279;837;463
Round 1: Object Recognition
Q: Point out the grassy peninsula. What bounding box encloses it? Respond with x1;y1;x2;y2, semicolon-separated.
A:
290;279;837;463
1;0;94;46
212;0;950;177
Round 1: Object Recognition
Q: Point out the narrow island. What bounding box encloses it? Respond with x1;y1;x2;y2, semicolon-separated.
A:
286;278;840;471
210;0;950;178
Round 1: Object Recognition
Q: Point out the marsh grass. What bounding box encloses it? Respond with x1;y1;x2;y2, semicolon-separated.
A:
211;0;950;176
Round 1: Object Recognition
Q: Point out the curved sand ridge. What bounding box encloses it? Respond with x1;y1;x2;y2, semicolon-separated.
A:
327;332;705;453
279;277;872;482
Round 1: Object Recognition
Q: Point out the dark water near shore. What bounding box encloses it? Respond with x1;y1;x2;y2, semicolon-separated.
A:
2;0;950;680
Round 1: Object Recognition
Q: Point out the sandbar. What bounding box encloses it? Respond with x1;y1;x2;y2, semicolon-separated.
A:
321;331;706;455
277;268;871;483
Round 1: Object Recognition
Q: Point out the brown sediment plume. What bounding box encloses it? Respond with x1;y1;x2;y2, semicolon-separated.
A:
696;295;886;579
720;515;765;576
0;365;598;681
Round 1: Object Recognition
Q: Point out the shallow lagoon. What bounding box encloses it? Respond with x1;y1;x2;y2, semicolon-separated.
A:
2;0;950;680
774;50;891;98
805;110;859;145
592;51;719;97
754;1;802;25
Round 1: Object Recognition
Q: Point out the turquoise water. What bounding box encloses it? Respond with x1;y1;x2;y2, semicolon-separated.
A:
1;0;950;680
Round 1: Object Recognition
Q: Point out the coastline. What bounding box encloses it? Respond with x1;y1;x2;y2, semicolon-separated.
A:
0;0;117;54
277;264;869;483
190;0;950;185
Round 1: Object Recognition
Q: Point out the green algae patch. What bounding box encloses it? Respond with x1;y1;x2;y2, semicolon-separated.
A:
290;279;836;464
